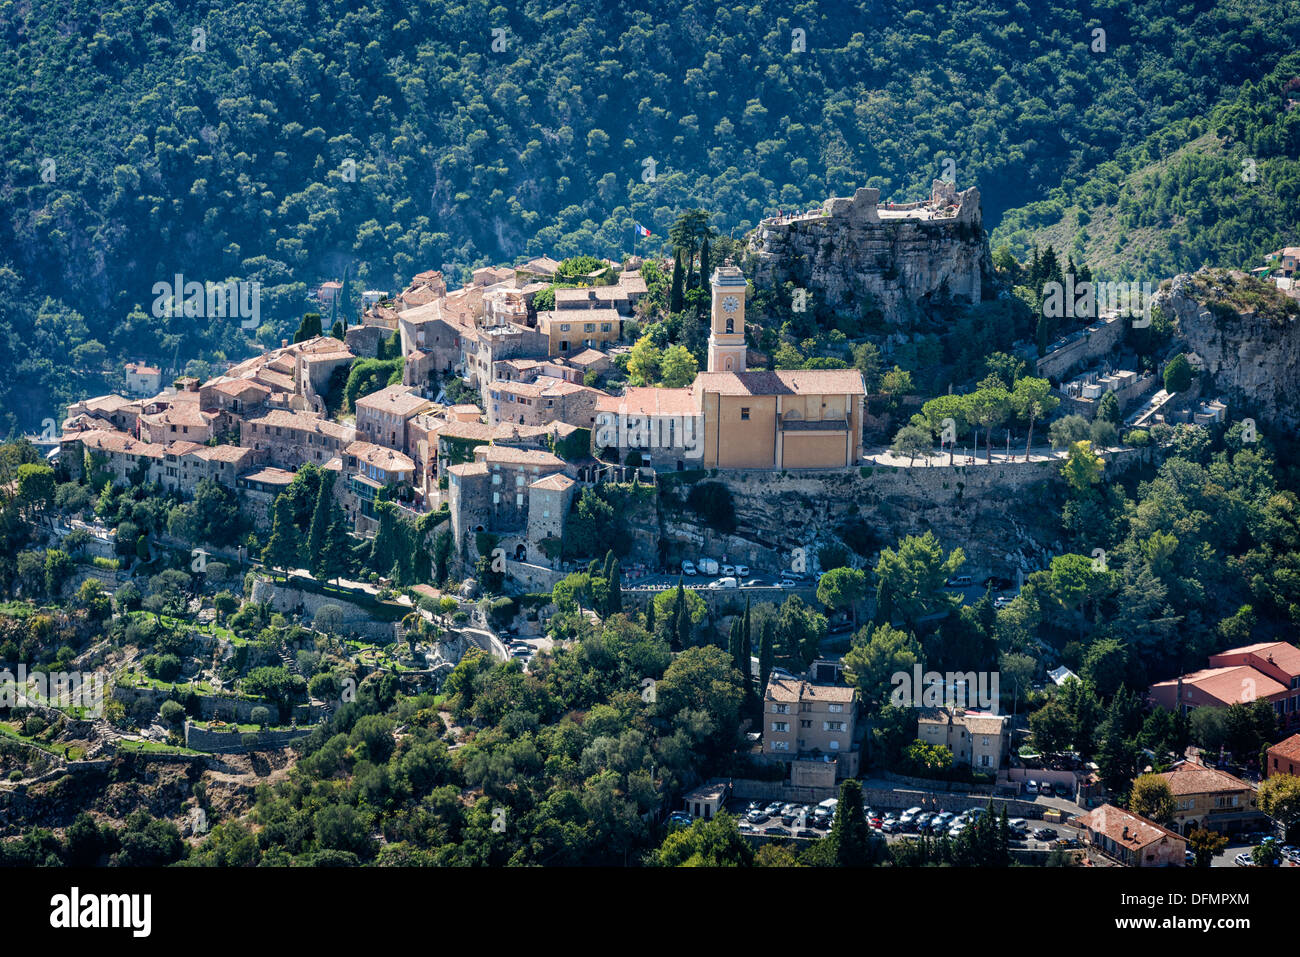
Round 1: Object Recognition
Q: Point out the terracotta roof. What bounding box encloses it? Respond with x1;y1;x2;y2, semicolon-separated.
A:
446;462;488;478
765;675;856;704
1159;760;1256;796
1213;641;1300;676
163;441;204;456
81;430;166;458
554;286;628;306
537;309;623;328
245;410;355;441
1269;733;1300;765
596;386;699;417
345;441;415;473
355;384;432;417
478;445;565;469
1151;665;1287;705
1079;804;1184;851
568;348;608;366
530;473;575;492
240;467;295;485
693;369;866;397
204;378;271;399
192;444;255;463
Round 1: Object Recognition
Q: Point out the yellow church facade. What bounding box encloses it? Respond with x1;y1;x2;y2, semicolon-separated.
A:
696;261;865;470
595;260;865;470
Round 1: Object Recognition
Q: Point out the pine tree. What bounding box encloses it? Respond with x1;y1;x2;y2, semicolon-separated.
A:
307;472;336;578
261;494;300;577
669;252;684;314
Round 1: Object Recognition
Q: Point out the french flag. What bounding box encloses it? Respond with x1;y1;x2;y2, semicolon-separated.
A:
634;223;651;238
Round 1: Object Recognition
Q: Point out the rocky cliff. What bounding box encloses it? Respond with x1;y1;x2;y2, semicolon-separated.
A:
658;449;1152;583
1159;269;1300;430
747;180;992;325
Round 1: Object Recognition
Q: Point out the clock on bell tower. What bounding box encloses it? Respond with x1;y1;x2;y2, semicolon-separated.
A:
707;260;748;374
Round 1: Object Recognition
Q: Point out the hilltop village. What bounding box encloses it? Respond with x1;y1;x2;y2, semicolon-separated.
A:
5;178;1300;870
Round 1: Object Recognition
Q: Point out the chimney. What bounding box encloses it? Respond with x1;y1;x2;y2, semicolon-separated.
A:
281;339;288;349
1122;826;1129;841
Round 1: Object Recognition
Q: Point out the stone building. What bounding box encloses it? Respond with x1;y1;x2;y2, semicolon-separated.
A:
354;384;434;454
240;409;355;470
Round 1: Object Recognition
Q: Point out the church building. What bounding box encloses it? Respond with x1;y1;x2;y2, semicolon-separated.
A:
595;260;865;470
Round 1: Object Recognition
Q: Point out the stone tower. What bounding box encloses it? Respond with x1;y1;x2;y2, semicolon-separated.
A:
707;260;748;374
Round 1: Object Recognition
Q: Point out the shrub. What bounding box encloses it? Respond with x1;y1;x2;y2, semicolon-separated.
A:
250;706;271;728
159;700;185;725
22;715;47;736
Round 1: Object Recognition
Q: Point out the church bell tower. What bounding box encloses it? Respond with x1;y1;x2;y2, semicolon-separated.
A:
707;260;748;374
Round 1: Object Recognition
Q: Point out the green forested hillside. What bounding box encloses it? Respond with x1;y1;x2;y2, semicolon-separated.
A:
2;0;1299;430
994;51;1300;280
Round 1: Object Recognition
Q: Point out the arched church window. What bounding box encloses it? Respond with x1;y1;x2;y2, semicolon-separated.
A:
725;318;734;334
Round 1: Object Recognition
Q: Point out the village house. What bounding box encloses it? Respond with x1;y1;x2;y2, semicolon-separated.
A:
916;707;1009;772
1157;759;1266;836
123;362;163;396
446;445;573;564
1078;805;1186;867
342;440;418;532
487;376;606;430
536;310;623;356
762;675;859;785
240;409;356;470
354;384;434;455
1148;641;1300;730
1266;733;1300;778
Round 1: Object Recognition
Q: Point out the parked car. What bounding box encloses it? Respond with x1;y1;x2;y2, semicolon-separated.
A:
742;578;764;587
763;802;783;817
1008;818;1029;833
1185;850;1196;865
697;558;719;576
763;825;789;836
1052;782;1072;799
746;809;769;825
899;806;923;823
680;560;698;577
721;564;735;577
1024;780;1039;795
945;575;972;588
734;564;750;577
948;822;966;838
1234;852;1255;867
668;811;692;826
993;595;1013;609
880;818;901;833
1033;827;1058;841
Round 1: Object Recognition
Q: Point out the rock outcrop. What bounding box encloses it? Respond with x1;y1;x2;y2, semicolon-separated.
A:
1159;269;1300;430
748;181;992;325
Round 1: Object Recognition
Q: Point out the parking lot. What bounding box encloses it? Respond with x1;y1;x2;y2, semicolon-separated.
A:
723;798;1085;851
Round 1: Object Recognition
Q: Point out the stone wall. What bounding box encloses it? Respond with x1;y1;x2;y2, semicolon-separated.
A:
184;721;313;753
1034;313;1126;381
659;447;1151;583
113;684;323;724
248;577;400;641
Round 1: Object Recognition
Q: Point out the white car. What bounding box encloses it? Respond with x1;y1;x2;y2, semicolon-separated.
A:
898;806;923;823
681;561;697;577
734;564;750;577
708;577;739;589
721;564;736;577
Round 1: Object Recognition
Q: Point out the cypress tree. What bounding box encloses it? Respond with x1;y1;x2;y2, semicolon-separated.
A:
669;252;684;314
758;618;775;694
261;494;300;577
740;599;754;700
728;618;743;673
832;779;871;867
672;577;690;649
699;235;711;287
307;472;336;578
645;594;655;633
608;558;623;616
